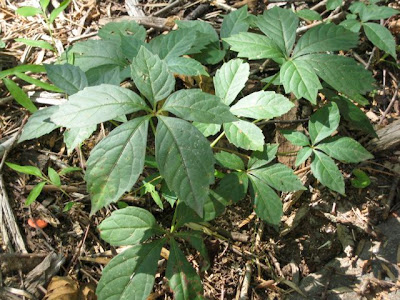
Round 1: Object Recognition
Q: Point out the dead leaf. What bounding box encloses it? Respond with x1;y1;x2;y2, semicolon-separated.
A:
44;276;79;300
79;282;97;300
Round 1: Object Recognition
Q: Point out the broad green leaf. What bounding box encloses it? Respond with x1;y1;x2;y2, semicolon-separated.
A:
63;125;96;154
16;6;42;17
163;89;236;124
295;147;312;167
66;40;126;72
166;57;208;77
14;72;63;93
191;41;226;65
156;116;215;217
215;172;248;203
192;123;221;137
299;54;375;98
248;144;278;170
3;78;37;113
358;4;399;22
166;239;204;299
51;85;147;128
15;38;55;51
6;162;43;178
161;184;177;207
224;120;265;151
131;46;175;107
363;22;396;59
293;23;359;58
221;5;249;48
340;19;362;33
255;6;299;55
309;102;340;144
311;150;345;194
281;130;310;146
214;151;244;170
224;32;284;61
25;182;46;205
214;59;249;106
249;174;282;226
120;35;147;61
326;0;342;10
49;0;71;23
86;117;148;214
296;9;322;21
249;163;305;192
351;169;371;189
280;59;322;103
175;20;218;54
316;136;373;163
0;64;45;79
85;65;121;86
174;231;210;271
327;90;376;136
349;2;367;15
96;239;165;300
98;207;159;246
40;0;50;10
150;29;197;60
19;106;59;142
48;167;61;186
98;21;146;42
143;178;163;209
230;91;294;119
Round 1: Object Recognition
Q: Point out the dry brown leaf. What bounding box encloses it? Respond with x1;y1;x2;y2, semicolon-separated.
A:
79;282;97;300
44;276;79;300
194;75;215;95
233;0;257;11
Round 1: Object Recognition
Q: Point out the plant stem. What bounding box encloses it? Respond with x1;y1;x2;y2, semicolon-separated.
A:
213;146;250;160
131;175;162;195
210;131;225;148
170;199;180;233
150;118;157;136
262;72;280;91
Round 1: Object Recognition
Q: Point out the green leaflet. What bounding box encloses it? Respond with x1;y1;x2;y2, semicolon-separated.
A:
63;125;96;154
249;174;282;226
224;32;284;61
3;78;37;113
316;136;373;163
166;239;204;299
214;151;245;170
5;162;43;178
280;59;322;103
295;147;312;167
220;5;249;48
249;164;305;192
296;9;322;21
224;120;265;151
163;89;236;124
174;231;210;271
16;6;42;17
308;102;340;145
230;91;294;120
98;21;146;43
363;22;396;59
167;57;209;77
86;117;149;214
98;207;160;246
19;106;59;142
120;35;147;61
48;167;61;187
156;116;215;217
311;150;345;195
131;46;175;107
281;130;310;146
293;23;359;58
15;38;55;51
96;239;165;300
193;123;221;137
340;19;362;33
49;0;71;23
25;182;46;205
248;144;278;170
214;59;249;106
255;6;299;55
51;84;147;128
215;172;248;203
326;0;342;10
45;63;88;95
85;65;121;86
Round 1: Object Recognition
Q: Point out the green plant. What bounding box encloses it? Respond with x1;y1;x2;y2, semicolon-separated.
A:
14;5;379;298
5;162;80;205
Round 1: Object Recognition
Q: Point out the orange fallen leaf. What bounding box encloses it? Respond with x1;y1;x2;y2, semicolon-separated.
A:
28;218;48;229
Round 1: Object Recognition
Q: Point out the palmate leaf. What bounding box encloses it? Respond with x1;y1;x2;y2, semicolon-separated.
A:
19;106;59;142
311;150;345;195
166;239;203;299
363;22;396;59
214;151;244;170
156;116;215;217
98;207;160;246
293;23;359;58
215;172;248;203
295;147;312;167
281;130;310;146
316;136;373;163
214;59;249;106
249;174;282;226
45;63;88;95
63;125;96;154
163;89;236;124
255;6;299;55
224;120;265;151
98;21;146;42
248;144;278;170
249;164;305;192
280;59;322;103
299;54;375;99
96;239;165;300
221;5;249;48
166;57;208;77
309;102;340;145
51;85;147;128
230;91;294;120
131;46;175;107
85;117;149;214
224;32;284;61
193;123;221;137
